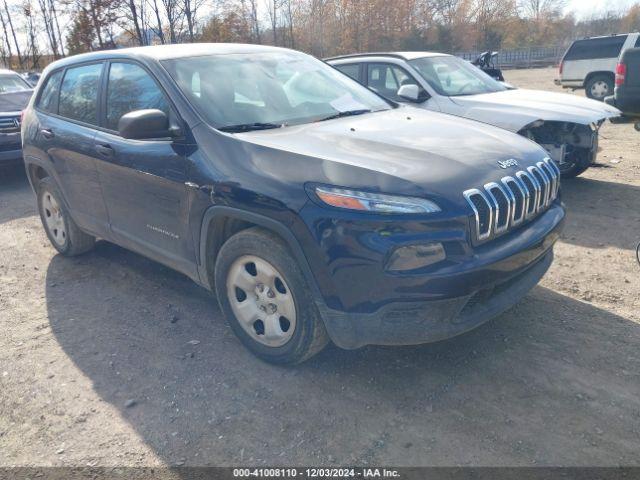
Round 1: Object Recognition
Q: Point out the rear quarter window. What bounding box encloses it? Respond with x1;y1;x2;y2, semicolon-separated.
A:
564;36;627;61
335;64;361;81
36;70;63;113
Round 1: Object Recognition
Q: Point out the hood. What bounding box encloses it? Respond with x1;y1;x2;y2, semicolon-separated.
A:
0;90;33;114
234;107;549;200
448;88;621;132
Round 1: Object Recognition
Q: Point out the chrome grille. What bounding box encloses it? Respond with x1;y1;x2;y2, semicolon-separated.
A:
464;158;560;243
0;116;20;133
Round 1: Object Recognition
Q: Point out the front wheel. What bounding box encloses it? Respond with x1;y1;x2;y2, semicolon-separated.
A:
214;227;329;364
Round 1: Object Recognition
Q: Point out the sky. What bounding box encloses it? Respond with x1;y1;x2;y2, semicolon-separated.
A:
565;0;638;19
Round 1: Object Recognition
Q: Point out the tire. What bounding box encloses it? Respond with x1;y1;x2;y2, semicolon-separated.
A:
36;177;95;256
585;74;613;101
559;161;591;179
214;226;329;364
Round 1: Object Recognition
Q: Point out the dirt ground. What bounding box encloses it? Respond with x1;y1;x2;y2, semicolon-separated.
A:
1;67;639;468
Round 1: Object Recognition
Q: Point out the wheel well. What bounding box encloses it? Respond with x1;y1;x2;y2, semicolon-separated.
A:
203;216;258;287
585;71;614;85
27;164;49;185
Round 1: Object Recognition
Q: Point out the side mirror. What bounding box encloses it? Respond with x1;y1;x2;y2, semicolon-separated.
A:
118;109;172;140
397;84;429;103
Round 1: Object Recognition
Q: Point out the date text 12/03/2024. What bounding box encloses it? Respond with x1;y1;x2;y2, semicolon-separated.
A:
232;468;401;478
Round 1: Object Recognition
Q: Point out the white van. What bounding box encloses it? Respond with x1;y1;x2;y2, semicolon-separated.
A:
555;33;640;100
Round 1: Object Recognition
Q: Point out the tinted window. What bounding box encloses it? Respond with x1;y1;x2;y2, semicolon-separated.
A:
635;36;640;48
565;36;627;61
58;63;102;125
366;63;420;101
37;70;63;113
335;64;360;81
105;62;170;131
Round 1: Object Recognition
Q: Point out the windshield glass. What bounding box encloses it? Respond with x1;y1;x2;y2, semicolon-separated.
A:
409;56;508;97
0;74;32;93
163;51;391;131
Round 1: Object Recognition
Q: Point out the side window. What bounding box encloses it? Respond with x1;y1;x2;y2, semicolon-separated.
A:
37;70;63;113
335;64;360;82
58;63;102;125
634;36;640;48
367;63;420;102
105;62;170;131
565;36;627;61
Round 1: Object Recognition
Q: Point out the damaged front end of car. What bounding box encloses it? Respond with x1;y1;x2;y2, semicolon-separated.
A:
519;119;603;178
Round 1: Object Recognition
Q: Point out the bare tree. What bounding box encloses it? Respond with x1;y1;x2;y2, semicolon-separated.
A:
160;0;182;43
23;0;41;69
183;0;206;41
519;0;567;21
265;0;280;45
149;0;166;43
240;0;261;42
3;0;23;68
37;0;61;58
0;6;14;68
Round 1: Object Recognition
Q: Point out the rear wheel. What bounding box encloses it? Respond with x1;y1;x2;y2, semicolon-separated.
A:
585;74;613;101
214;227;329;364
37;177;95;256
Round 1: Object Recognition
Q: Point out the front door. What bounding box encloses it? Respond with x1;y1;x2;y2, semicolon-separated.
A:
93;60;195;275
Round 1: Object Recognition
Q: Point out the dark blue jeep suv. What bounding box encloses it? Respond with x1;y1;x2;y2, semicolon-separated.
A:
22;44;565;364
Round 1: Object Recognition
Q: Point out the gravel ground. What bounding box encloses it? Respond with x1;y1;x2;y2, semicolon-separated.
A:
1;67;639;468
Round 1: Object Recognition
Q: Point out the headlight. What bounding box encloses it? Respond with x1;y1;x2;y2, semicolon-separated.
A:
314;186;441;214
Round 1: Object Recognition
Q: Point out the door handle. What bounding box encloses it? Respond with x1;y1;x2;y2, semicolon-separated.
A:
41;128;54;139
95;143;114;158
185;182;214;194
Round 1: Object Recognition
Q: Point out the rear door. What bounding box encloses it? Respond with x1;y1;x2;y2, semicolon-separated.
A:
93;60;196;275
32;62;110;236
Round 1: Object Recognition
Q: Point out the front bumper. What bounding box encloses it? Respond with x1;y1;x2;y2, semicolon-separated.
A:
319;249;553;349
299;202;564;349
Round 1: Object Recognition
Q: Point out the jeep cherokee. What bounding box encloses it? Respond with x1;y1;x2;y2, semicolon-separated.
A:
22;44;565;364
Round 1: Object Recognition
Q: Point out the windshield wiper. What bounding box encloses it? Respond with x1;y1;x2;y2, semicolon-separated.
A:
316;109;372;122
219;122;284;133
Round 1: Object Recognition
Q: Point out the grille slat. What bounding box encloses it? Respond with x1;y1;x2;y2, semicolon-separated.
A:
0;116;21;133
464;158;560;243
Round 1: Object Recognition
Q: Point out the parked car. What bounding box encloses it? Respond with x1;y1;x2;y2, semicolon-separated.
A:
555;33;640;100
22;44;564;364
327;52;619;177
0;68;33;167
605;47;640;122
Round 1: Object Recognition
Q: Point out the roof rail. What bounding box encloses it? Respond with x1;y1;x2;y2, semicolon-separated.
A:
323;52;408;61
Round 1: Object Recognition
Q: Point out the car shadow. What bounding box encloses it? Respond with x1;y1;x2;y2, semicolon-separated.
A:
45;242;640;466
0;164;35;224
560;176;640;251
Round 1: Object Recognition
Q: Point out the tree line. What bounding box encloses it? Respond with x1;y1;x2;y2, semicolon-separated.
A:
1;0;640;70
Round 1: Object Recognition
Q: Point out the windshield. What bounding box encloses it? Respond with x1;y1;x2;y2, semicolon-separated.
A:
0;74;32;93
163;51;391;131
409;56;508;97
